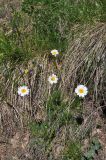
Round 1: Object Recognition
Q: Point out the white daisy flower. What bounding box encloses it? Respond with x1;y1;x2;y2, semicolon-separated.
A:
75;85;88;98
18;86;29;97
48;74;58;84
51;49;59;57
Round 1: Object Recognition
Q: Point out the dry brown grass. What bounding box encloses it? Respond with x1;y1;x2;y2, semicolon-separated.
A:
0;0;21;31
61;23;106;103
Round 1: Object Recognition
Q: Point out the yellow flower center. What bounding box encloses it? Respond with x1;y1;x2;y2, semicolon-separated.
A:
21;89;27;93
53;52;57;55
79;88;84;94
24;69;29;74
51;76;56;81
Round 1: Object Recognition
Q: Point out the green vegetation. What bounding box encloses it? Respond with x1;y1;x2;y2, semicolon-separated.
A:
29;90;102;159
83;138;101;160
0;32;28;64
63;141;82;160
30;91;69;140
22;0;105;50
0;0;105;65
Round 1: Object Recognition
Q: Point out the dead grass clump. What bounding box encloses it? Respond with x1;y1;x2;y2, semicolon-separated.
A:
61;23;106;107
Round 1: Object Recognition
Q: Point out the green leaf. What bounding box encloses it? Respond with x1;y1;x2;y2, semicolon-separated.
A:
85;149;95;158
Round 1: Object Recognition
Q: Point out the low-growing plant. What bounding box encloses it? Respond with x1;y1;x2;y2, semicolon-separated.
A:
62;141;82;160
82;138;101;160
0;33;12;63
29;90;75;157
0;32;30;64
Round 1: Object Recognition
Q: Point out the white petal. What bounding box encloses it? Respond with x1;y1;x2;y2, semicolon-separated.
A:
48;74;58;84
51;49;59;56
18;86;29;96
75;84;88;97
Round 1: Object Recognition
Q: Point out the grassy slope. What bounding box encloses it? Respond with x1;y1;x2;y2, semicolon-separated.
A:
0;0;106;160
